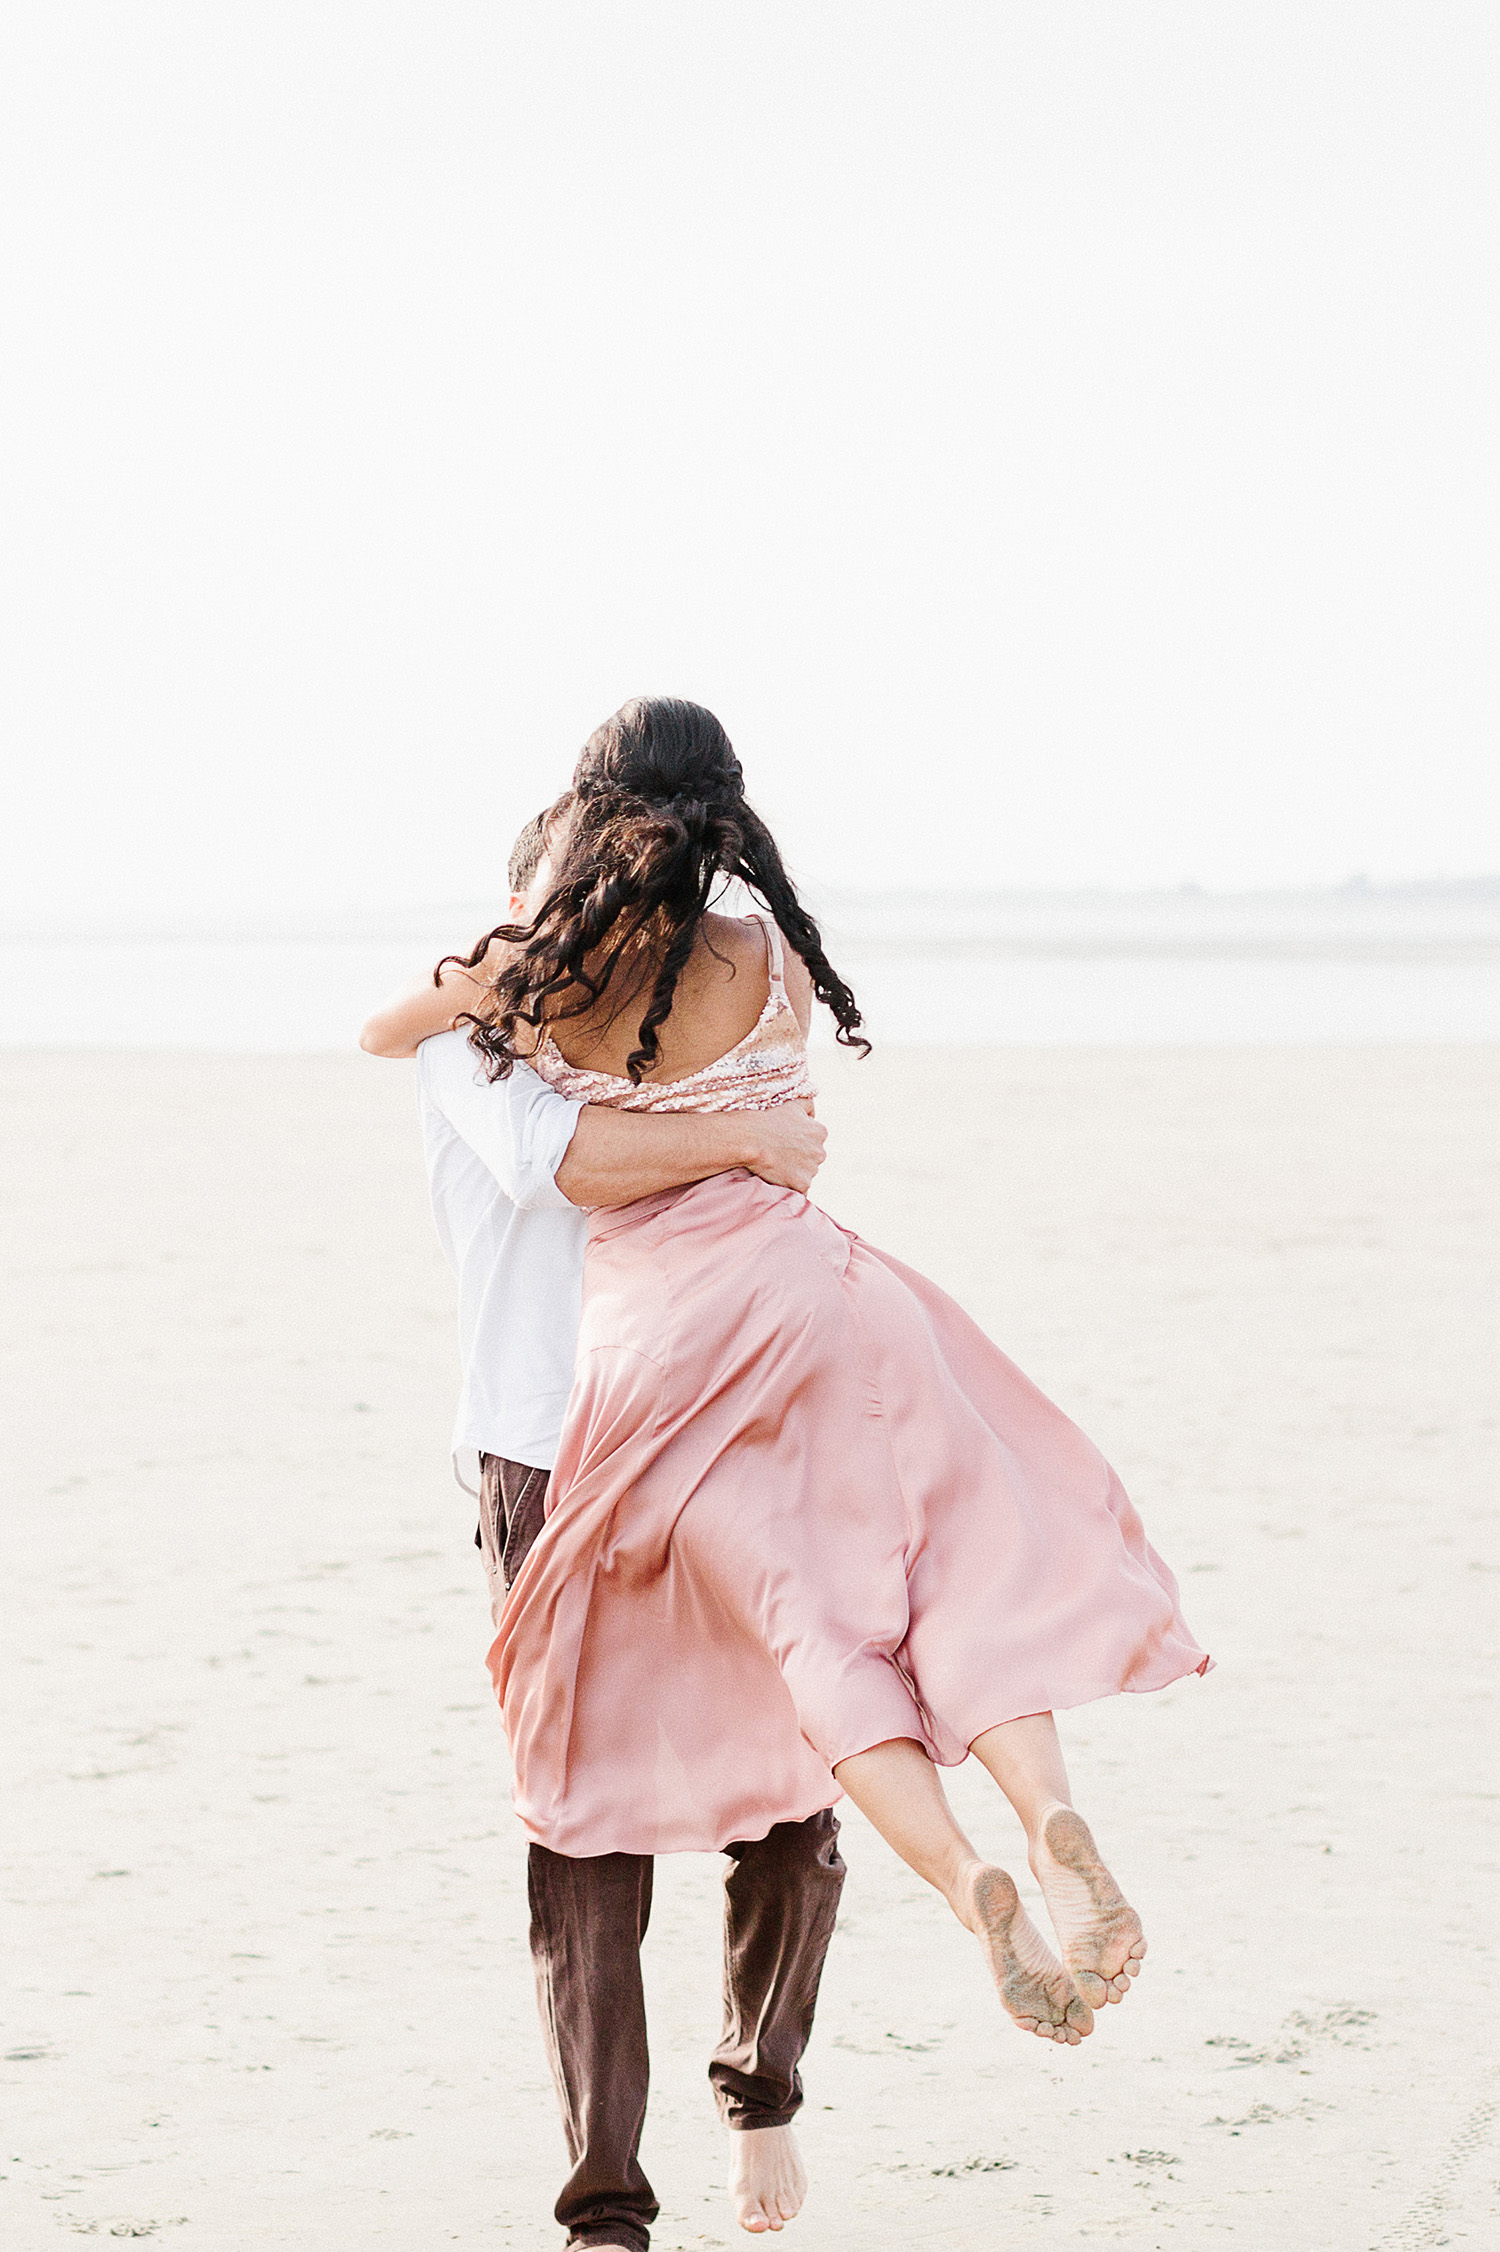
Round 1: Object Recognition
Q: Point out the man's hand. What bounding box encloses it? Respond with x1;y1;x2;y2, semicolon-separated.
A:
740;1103;827;1195
555;1099;829;1210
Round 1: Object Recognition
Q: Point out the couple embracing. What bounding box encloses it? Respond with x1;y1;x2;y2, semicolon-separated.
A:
362;697;1208;2250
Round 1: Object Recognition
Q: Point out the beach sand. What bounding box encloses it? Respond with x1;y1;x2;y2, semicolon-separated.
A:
2;1044;1497;2250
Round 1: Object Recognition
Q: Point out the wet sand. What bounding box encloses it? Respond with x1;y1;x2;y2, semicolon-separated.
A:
2;1045;1497;2249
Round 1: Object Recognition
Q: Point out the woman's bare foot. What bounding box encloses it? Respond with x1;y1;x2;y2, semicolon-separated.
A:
962;1861;1093;2043
1030;1804;1146;2009
728;2122;807;2233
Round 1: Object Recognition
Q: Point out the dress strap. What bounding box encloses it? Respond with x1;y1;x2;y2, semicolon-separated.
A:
755;912;787;995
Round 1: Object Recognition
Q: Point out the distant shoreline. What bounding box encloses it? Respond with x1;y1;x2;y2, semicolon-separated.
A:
4;875;1498;950
3;930;1497;1048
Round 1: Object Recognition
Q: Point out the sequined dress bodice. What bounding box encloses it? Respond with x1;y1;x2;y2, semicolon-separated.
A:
529;915;815;1114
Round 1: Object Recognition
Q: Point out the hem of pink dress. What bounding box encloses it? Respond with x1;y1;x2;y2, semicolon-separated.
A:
512;1780;845;1860
913;1650;1215;1769
512;1651;1216;1854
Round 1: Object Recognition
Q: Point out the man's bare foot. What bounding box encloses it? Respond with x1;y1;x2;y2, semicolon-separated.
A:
1030;1804;1147;2010
962;1861;1093;2043
728;2122;807;2234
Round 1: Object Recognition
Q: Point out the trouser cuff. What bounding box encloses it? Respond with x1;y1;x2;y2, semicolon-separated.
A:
727;2107;800;2131
713;2072;803;2131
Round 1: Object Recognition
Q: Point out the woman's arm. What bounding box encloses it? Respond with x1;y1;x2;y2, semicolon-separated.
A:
782;946;815;1036
360;939;507;1059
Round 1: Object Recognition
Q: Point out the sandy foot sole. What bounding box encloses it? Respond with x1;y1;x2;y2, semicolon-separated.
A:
966;1862;1094;2043
1032;1805;1147;2009
729;2121;808;2233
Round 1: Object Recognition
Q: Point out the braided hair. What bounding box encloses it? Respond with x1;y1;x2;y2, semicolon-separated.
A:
442;696;869;1082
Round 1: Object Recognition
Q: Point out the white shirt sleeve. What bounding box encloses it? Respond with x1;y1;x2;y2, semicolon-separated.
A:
417;1032;582;1211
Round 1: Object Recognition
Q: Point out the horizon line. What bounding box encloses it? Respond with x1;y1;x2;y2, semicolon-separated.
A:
3;873;1498;948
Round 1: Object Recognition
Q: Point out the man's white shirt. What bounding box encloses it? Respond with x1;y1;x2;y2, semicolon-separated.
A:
417;1030;585;1481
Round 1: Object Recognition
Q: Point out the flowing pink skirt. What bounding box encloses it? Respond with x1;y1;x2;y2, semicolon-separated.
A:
490;1170;1209;1857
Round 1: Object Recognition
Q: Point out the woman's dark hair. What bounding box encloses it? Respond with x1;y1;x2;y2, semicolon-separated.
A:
441;697;868;1081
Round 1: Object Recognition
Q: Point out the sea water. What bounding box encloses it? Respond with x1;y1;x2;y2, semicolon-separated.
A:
2;887;1496;1049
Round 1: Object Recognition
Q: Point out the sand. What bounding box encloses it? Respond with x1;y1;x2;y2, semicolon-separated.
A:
2;1044;1497;2250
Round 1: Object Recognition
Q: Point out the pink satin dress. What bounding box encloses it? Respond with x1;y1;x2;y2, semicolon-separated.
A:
492;917;1209;1857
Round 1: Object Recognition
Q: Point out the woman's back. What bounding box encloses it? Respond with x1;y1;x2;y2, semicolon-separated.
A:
531;912;816;1115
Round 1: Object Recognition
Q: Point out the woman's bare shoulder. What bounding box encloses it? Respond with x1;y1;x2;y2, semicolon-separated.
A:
697;911;770;980
702;911;814;1029
702;909;765;952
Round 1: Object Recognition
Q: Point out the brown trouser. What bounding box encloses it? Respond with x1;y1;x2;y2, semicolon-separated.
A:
480;1454;846;2252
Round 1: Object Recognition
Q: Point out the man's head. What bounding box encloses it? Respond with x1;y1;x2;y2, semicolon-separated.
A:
506;791;574;924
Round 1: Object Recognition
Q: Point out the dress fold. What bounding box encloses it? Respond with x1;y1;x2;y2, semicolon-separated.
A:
490;1168;1208;1858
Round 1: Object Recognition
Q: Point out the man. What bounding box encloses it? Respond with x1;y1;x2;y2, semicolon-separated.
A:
360;810;845;2252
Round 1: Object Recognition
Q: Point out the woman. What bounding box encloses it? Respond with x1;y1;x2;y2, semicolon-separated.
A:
398;697;1209;2047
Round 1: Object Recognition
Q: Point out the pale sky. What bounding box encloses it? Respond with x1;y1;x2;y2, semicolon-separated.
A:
3;2;1497;933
